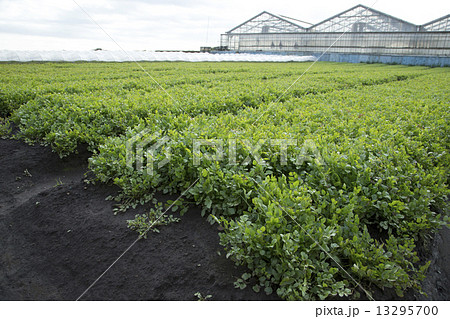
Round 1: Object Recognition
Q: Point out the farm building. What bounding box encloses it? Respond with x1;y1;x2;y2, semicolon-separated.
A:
219;4;450;66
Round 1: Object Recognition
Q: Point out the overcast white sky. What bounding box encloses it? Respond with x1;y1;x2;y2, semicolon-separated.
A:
0;0;449;51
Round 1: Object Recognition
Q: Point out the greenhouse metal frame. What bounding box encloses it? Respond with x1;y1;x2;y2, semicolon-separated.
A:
220;4;450;58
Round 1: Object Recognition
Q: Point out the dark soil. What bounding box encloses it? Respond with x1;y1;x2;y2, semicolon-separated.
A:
0;138;278;300
0;138;448;300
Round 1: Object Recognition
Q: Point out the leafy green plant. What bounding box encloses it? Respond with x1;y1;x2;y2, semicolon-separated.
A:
0;117;11;138
23;169;32;177
127;205;180;238
54;177;64;187
194;292;212;301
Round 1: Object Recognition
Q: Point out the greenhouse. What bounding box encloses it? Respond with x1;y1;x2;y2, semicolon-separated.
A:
220;4;450;65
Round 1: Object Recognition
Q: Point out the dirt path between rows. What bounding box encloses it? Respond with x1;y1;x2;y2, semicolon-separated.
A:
0;138;448;300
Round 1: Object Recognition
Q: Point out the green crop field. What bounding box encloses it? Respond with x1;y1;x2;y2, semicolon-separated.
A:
1;61;449;300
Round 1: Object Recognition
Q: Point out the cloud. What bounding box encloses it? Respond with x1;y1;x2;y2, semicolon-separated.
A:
0;0;448;50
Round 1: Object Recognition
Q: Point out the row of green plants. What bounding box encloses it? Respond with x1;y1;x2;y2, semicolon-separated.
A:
0;61;435;117
88;73;449;299
1;62;448;300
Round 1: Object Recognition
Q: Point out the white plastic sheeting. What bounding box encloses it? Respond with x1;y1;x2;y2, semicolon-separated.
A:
0;50;315;62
